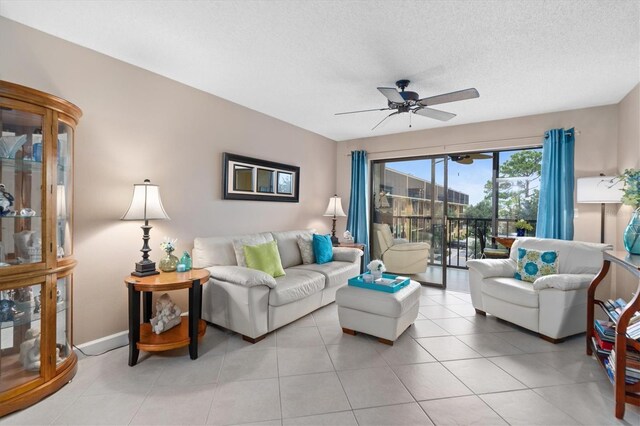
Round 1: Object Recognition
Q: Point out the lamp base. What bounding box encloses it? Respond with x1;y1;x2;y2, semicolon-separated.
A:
131;260;159;277
331;235;340;246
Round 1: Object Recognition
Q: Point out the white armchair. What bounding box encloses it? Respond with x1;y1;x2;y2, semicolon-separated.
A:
372;223;431;274
467;237;611;342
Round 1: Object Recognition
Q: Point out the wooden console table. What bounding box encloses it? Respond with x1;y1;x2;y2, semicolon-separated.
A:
124;269;210;366
586;251;640;419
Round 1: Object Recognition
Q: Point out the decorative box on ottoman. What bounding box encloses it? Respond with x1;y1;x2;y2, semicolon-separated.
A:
335;280;420;345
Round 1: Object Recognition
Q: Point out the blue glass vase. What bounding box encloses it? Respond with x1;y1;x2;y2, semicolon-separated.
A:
623;209;640;255
180;251;192;271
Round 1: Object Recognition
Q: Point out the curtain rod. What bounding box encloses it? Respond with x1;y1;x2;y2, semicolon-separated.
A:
345;129;580;156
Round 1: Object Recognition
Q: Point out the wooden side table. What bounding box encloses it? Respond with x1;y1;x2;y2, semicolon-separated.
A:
337;242;366;272
124;269;210;366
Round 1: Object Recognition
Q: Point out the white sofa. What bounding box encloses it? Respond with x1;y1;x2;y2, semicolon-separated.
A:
372;223;431;274
467;237;611;342
193;230;362;342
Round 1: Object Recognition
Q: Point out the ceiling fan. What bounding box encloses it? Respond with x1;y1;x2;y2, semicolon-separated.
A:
336;80;479;130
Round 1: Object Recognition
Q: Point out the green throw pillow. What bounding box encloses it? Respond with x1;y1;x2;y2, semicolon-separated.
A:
243;241;286;278
515;248;558;283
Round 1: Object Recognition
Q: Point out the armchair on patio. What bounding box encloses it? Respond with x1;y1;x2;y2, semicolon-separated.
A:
477;229;509;259
372;223;431;274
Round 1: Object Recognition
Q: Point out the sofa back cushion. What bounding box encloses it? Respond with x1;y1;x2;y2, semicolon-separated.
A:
232;233;275;267
510;237;611;275
193;232;273;268
271;229;314;269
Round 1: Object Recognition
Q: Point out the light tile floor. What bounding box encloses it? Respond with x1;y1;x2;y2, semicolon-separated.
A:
3;285;640;425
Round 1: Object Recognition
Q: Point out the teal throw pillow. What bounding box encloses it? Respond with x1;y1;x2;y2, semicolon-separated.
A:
312;234;333;264
515;248;558;283
243;240;286;278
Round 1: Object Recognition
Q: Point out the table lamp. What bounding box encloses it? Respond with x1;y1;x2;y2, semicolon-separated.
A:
121;179;170;276
323;194;346;245
576;174;623;243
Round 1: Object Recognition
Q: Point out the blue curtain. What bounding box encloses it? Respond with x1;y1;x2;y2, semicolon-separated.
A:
347;150;370;265
536;128;575;240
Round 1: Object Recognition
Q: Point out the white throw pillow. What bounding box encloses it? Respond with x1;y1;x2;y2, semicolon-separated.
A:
297;233;315;264
232;233;274;267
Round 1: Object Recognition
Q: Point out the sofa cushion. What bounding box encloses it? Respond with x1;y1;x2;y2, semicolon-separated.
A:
272;229;314;268
193;236;238;268
515;248;558;282
313;234;334;264
244;241;286;278
291;261;358;289
297;233;315;264
482;277;539;308
232;232;274;267
269;269;325;306
336;280;421;318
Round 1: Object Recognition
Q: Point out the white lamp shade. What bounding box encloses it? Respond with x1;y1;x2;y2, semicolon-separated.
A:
323;195;346;217
121;180;170;220
576;176;624;204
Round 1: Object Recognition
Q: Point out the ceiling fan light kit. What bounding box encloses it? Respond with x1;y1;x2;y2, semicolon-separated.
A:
336;79;479;130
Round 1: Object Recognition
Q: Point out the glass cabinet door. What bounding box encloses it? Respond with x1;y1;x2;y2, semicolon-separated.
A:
56;121;73;259
0;283;44;393
55;275;72;369
0;106;44;267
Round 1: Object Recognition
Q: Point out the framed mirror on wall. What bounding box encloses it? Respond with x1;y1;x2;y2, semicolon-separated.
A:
223;153;300;202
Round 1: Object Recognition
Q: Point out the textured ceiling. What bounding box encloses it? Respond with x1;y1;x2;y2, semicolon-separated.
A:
1;0;638;141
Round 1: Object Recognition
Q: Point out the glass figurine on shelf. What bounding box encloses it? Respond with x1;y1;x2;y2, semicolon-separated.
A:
180;251;192;271
0;183;14;216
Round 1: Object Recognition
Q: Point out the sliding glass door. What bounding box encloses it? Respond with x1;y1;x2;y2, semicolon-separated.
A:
370;147;542;289
371;157;448;287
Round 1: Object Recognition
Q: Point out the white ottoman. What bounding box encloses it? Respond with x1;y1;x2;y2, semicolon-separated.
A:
335;280;420;345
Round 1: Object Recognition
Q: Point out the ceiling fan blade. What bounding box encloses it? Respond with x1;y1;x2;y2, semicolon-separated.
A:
418;88;479;107
414;107;456;121
377;87;405;104
468;153;492;160
335;107;392;116
372;111;400;130
457;157;474;165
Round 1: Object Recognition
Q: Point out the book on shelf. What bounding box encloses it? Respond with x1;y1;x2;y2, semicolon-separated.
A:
594;320;615;340
594;331;614;352
603;297;640;325
604;357;640;385
591;336;611;357
609;350;640;381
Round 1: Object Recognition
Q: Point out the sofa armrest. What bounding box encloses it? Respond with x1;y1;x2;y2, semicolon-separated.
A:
466;259;516;279
533;274;594;291
206;266;277;288
332;247;363;263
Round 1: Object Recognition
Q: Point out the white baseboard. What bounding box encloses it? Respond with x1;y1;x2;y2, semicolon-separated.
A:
75;330;128;356
73;311;191;357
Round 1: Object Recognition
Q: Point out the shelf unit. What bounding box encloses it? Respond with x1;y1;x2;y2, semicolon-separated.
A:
586;250;640;419
0;80;81;416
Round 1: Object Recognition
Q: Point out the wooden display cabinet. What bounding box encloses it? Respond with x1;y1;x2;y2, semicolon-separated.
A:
0;81;81;417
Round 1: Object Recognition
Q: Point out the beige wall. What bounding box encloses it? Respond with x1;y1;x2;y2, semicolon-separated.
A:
0;17;337;344
615;84;640;299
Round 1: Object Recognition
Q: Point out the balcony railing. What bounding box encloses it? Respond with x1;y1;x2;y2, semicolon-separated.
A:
387;216;537;269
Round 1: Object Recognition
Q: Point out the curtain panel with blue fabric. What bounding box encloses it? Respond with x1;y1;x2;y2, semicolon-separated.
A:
536;128;575;240
347;150;370;265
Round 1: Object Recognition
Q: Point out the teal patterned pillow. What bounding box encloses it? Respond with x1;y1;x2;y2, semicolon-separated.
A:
514;248;559;283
